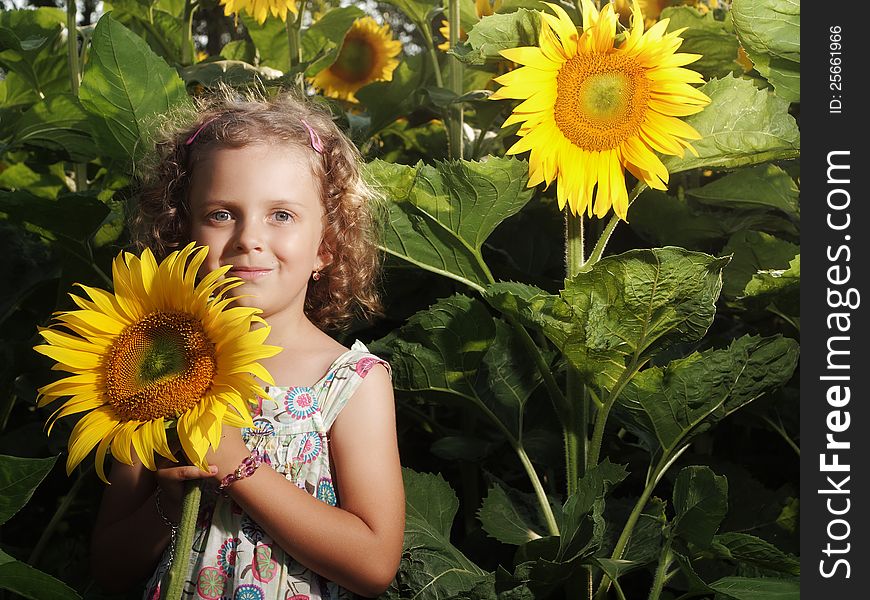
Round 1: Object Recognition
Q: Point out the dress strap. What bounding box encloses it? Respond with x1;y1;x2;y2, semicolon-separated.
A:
318;340;391;430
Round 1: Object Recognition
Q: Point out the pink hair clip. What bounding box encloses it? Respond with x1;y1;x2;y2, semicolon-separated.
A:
301;119;324;154
185;116;219;145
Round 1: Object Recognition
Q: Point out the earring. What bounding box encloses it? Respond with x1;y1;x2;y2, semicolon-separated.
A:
312;270;321;281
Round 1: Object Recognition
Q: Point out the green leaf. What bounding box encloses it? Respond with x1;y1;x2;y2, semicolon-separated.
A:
731;0;800;102
628;190;798;248
451;9;541;65
370;294;541;441
663;75;800;173
364;157;534;290
487;248;728;389
708;576;799;600
10;94;98;162
673;466;728;549
614;335;799;455
0;454;57;526
0;190;111;240
0;8;68;96
108;1;186;63
0;163;67;199
392;469;492;599
0;549;81;600
220;39;256;63
382;0;441;27
662;7;740;80
743;254;799;300
241;12;291;72
357;53;427;135
180;59;283;87
687;164;799;218
301;6;365;76
721;231;798;298
712;532;800;575
478;482;545;545
79;13;190;166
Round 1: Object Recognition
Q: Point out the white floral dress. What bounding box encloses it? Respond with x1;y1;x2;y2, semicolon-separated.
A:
143;341;390;600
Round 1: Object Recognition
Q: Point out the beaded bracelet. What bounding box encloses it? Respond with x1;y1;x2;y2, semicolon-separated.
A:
218;450;265;491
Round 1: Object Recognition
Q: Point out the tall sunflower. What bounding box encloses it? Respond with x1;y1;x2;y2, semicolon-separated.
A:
311;17;402;102
491;0;710;219
219;0;299;24
34;244;281;482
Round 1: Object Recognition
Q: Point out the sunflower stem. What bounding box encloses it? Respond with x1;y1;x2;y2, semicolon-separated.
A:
419;26;444;88
564;211;586;494
162;480;202;600
447;0;464;159
584;182;646;267
66;0;88;193
181;0;195;66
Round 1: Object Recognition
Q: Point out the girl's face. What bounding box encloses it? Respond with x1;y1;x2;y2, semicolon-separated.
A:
188;143;328;322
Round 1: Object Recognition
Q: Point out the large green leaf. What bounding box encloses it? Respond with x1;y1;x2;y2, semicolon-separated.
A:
0;190;110;241
364;157;534;290
0;8;68;97
712;532;800;576
0;548;81;600
10;94;98;162
721;231;798;298
0;163;68;199
107;0;187;63
301;6;365;76
241;12;291;72
731;0;800;102
357;53;428;135
662;7;740;80
390;469;493;599
663;75;800;173
79;14;190;165
478;482;546;546
180;59;283;87
614;335;799;455
743;254;799;300
487;248;728;389
370;294;541;442
672;466;728;549
628;190;798;249
708;576;799;600
687;164;799;219
0;454;57;526
451;9;541;65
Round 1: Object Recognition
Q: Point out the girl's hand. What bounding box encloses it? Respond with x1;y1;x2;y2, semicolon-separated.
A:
153;458;218;522
205;426;254;480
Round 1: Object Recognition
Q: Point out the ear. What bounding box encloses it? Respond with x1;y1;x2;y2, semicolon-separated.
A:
317;246;333;272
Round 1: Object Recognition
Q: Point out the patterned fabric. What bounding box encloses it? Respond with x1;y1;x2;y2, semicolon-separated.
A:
143;341;390;600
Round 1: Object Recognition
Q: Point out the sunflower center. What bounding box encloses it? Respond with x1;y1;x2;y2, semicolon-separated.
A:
105;311;217;421
553;53;651;152
330;36;375;83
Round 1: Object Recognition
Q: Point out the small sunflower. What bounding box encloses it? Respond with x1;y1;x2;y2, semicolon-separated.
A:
311;17;402;103
34;244;281;482
491;0;710;219
219;0;299;24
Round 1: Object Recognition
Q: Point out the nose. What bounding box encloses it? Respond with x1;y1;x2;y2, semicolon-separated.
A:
233;218;264;253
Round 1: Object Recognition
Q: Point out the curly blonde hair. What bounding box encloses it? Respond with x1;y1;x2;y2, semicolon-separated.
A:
132;86;383;331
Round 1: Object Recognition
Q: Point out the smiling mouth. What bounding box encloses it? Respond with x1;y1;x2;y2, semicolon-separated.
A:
227;267;272;280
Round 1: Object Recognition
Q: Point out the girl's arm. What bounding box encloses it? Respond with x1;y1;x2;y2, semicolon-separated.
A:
90;454;216;592
210;364;405;597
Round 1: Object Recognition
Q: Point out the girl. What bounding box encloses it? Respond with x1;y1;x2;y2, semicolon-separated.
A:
90;89;405;599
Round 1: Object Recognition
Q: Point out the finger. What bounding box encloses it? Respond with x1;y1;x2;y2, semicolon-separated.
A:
158;464;219;482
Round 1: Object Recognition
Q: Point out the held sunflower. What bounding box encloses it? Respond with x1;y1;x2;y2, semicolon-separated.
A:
34;244;281;482
311;17;402;102
491;0;710;219
219;0;299;24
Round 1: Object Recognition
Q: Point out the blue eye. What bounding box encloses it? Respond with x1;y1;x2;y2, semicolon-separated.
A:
274;210;293;222
210;210;231;222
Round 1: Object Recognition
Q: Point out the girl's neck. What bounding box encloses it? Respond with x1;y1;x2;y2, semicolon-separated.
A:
259;309;321;351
